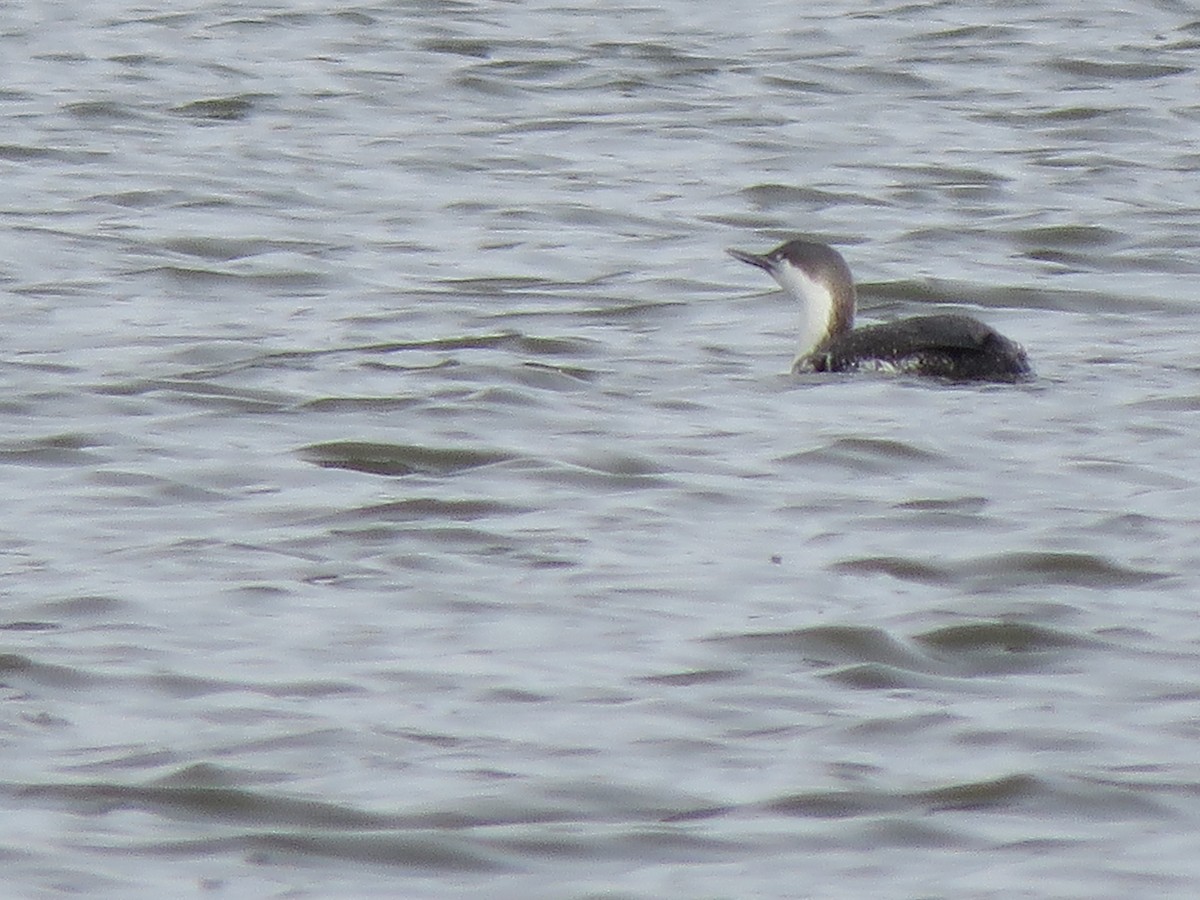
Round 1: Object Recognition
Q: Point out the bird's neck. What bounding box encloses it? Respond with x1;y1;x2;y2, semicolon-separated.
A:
773;265;855;357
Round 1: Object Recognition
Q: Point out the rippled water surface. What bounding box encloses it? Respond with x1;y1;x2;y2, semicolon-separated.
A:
5;2;1200;897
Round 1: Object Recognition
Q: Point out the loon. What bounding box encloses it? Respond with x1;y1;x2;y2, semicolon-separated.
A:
728;239;1032;382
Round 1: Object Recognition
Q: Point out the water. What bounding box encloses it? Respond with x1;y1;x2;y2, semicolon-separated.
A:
3;1;1200;897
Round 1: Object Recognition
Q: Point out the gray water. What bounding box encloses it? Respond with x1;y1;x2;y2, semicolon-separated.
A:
4;1;1200;897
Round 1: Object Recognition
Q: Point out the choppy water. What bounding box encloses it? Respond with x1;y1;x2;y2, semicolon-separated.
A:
4;1;1200;897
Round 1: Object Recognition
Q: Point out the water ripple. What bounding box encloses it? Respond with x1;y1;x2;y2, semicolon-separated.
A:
300;441;515;477
832;551;1167;590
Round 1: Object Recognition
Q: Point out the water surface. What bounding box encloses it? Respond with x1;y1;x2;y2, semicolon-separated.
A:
3;2;1200;897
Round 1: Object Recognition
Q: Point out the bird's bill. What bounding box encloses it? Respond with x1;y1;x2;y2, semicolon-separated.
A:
726;247;774;271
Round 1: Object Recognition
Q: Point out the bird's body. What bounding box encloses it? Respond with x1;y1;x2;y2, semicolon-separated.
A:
728;240;1032;382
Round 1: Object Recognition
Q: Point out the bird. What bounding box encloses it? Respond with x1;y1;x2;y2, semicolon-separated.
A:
728;239;1032;381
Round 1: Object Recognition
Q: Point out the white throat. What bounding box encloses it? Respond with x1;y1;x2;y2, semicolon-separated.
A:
771;261;836;358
